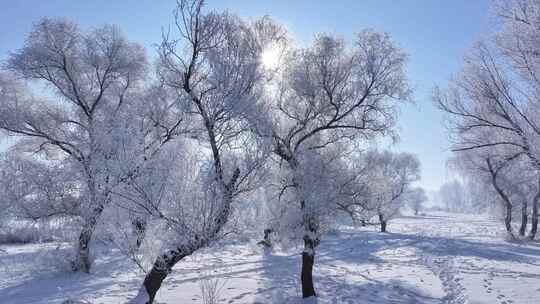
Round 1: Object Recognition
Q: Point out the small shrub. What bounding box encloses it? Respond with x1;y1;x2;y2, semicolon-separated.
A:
198;266;228;304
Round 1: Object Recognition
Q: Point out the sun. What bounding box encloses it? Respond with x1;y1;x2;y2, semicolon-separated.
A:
260;45;281;70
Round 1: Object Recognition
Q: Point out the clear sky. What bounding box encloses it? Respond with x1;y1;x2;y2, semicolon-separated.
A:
0;0;493;191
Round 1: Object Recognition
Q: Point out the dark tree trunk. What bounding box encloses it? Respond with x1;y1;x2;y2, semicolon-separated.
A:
361;219;366;227
379;213;387;232
131;170;239;303
530;178;540;240
299;202;319;299
301;237;317;298
258;228;273;247
504;202;513;237
530;204;538;240
531;210;538;240
134;195;234;303
138;249;189;303
487;159;515;239
74;224;93;273
519;201;528;237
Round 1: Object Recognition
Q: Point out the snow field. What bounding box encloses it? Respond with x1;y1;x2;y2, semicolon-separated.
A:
2;213;540;304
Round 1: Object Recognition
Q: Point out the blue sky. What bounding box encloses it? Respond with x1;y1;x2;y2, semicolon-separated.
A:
0;0;492;191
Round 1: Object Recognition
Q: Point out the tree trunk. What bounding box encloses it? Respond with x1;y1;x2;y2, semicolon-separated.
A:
519;201;528;237
301;237;317;298
530;204;538;240
361;219;366;227
379;213;387;232
487;159;514;239
300;205;319;299
530;178;540;240
133;217;147;248
130;172;239;303
134;249;189;303
282;157;320;299
73;224;93;273
258;228;273;247
72;205;104;273
504;202;514;238
132;198;233;303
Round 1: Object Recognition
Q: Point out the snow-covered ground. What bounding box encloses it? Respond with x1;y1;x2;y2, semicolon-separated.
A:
1;213;540;304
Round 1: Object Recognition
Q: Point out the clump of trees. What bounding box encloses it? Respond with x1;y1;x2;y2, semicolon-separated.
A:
365;151;421;232
438;180;467;213
0;0;423;302
333;151;423;231
436;0;540;240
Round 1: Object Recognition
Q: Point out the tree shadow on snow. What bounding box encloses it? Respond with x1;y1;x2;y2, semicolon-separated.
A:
318;230;540;266
252;247;442;304
0;247;141;304
3;226;540;303
248;228;540;303
251;234;440;304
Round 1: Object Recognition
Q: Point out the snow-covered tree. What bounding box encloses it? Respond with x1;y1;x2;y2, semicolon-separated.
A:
408;187;427;216
439;180;467;213
452;150;540;239
332;153;374;227
361;150;420;232
0;152;81;221
128;1;276;302
435;0;540;240
0;19;149;272
266;28;411;297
